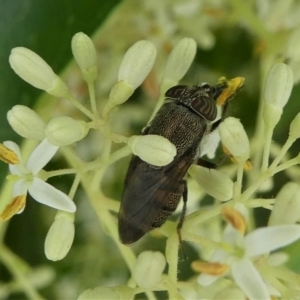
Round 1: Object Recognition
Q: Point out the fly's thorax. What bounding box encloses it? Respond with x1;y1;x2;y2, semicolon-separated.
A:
165;84;221;122
148;102;208;156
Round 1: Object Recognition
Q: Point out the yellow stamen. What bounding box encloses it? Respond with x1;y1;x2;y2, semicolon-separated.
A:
0;143;20;164
222;144;252;171
0;195;26;221
216;77;245;106
243;160;253;171
191;260;229;276
222;206;246;234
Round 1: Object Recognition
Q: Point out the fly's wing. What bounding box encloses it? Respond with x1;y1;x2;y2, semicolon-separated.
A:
118;148;194;244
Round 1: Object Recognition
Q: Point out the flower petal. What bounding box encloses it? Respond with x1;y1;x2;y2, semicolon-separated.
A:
28;178;76;212
231;258;270;300
26;139;58;174
244;225;300;257
197;273;219;287
13;179;28;197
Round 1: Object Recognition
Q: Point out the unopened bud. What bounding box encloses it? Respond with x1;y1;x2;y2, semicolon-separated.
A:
218;117;250;162
262;102;283;130
128;135;176;166
118;40;157;89
163;38;197;85
133;251;166;288
106;81;134;111
189;166;233;201
71;32;98;83
7;105;45;140
44;212;75;261
45;116;89;146
269;182;300;225
9;47;70;98
289;113;300;140
264;63;293;109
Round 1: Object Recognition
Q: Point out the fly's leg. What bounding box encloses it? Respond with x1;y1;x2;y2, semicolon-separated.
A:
195;158;217;169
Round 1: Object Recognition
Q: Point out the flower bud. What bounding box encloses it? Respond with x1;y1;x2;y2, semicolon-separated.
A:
71;32;98;83
9;47;70;98
264;63;293;109
289;112;300;140
163;38;196;85
118;40;157;89
262;102;283;130
44;212;75;261
45;116;89;146
189;166;233;201
105;81;134;112
132;251;166;288
218;117;250;162
268;182;300;225
127;135;177;166
7;105;45;140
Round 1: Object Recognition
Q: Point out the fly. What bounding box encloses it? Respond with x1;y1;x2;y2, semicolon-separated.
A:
118;77;244;244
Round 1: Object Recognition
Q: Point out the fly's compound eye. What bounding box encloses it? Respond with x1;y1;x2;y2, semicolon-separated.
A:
165;85;188;99
190;96;217;121
200;83;212;92
200;83;217;96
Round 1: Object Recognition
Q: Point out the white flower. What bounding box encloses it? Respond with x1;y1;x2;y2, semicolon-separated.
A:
0;139;76;220
197;207;300;300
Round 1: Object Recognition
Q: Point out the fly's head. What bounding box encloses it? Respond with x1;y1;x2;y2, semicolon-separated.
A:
165;83;222;122
165;77;244;122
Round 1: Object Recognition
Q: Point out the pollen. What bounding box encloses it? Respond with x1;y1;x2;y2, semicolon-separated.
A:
0;195;26;221
221;206;246;234
0;143;20;164
216;77;245;106
191;260;229;276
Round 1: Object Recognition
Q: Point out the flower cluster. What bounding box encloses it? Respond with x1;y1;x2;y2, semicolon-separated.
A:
1;4;300;298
